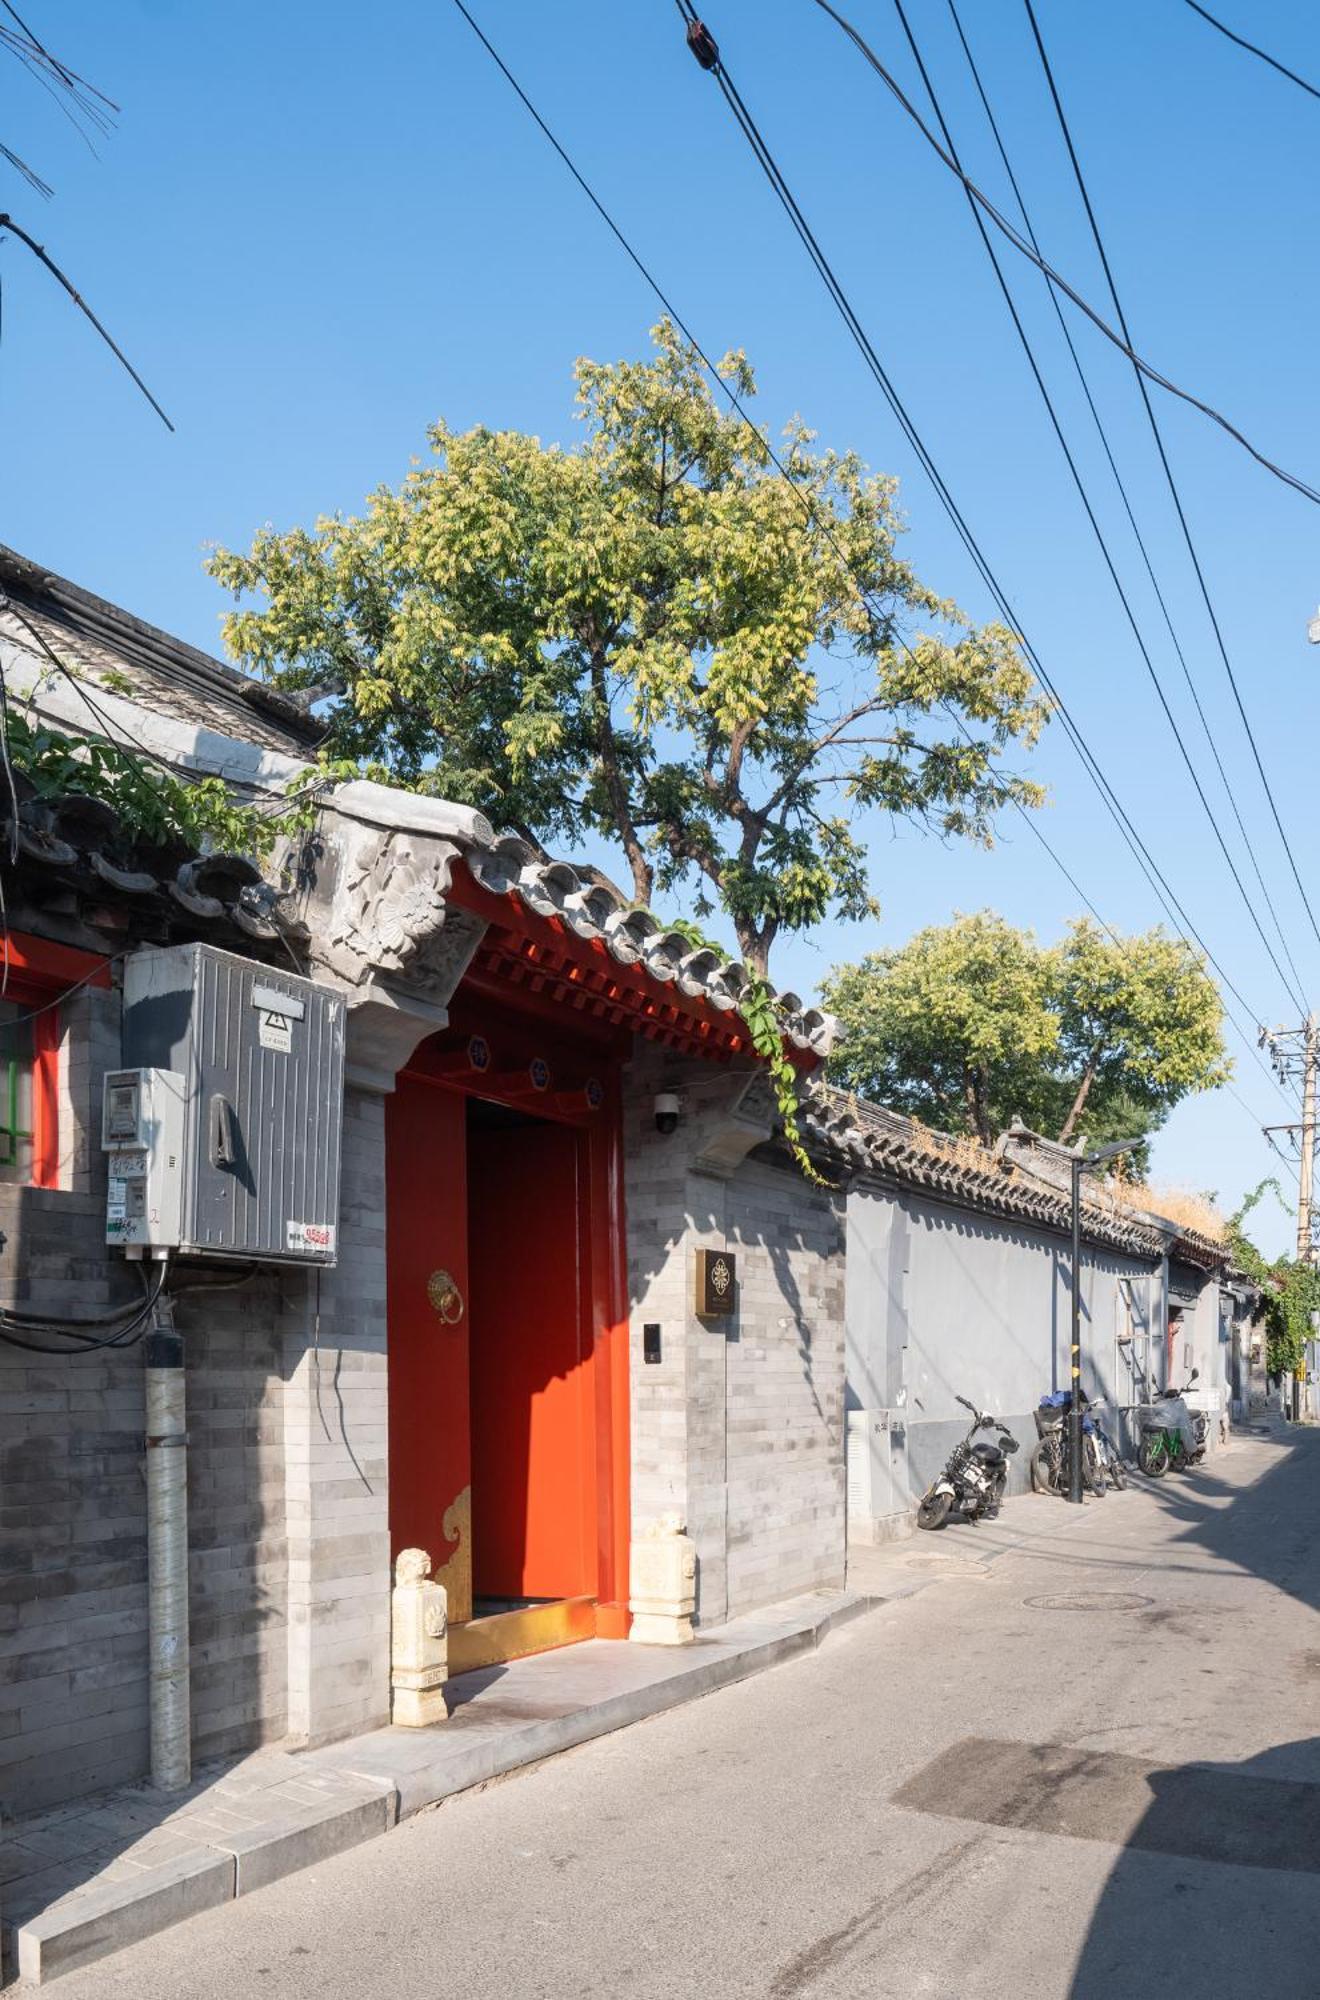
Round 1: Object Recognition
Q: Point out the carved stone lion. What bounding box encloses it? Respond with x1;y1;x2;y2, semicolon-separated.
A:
394;1546;432;1586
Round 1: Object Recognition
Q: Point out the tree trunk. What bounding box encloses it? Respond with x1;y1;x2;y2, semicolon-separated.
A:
733;915;775;980
589;646;653;909
1058;1040;1106;1144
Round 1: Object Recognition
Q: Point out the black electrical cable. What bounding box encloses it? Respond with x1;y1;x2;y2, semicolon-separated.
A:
803;0;1320;506
1022;0;1320;965
1184;0;1320;102
673;3;1294;1036
882;0;1309;1015
0;1259;164;1352
0;215;171;431
945;0;1313;1011
449;0;1290;1118
793;0;1310;1011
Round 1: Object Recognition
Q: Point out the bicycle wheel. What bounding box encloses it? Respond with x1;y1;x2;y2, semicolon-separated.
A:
1139;1434;1169;1478
1084;1438;1107;1498
1030;1440;1059;1494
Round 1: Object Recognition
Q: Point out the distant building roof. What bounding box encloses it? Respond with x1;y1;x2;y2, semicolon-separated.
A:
0;543;322;757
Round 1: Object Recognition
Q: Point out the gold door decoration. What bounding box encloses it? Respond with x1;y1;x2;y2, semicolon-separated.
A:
431;1485;472;1624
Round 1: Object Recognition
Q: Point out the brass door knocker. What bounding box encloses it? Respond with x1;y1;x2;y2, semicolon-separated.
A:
427;1269;465;1324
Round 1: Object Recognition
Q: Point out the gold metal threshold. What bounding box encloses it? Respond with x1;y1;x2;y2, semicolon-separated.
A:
447;1595;597;1673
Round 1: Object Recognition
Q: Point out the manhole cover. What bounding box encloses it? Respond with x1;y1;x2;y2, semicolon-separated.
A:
1024;1590;1154;1612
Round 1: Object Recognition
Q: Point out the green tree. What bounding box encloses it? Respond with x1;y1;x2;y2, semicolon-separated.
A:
1227;1181;1320;1378
207;322;1047;975
823;912;1229;1151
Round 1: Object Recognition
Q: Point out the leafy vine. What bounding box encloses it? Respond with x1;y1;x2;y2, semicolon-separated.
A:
669;918;832;1186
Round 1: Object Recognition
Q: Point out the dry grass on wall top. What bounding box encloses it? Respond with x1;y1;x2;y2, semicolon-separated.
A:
1111;1182;1228;1244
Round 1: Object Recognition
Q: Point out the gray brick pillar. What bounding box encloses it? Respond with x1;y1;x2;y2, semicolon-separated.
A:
283;1086;392;1746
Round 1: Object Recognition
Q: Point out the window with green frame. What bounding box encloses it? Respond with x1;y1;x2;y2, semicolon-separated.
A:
0;1001;37;1184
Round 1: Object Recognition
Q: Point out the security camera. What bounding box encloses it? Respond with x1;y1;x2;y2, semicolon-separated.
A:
654;1092;681;1136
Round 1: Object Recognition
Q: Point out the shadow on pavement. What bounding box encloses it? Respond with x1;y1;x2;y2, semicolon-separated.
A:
1072;1430;1320;1997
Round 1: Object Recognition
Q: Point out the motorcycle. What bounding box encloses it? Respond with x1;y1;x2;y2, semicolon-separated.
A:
1137;1369;1207;1477
917;1395;1021;1530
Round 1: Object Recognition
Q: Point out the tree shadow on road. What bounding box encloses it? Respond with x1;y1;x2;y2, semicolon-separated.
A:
1070;1736;1320;1999
1071;1430;1320;1996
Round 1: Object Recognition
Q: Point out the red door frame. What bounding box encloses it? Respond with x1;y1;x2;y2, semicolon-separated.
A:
390;997;632;1637
0;930;112;1189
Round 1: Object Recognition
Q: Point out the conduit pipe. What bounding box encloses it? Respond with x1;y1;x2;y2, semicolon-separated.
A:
145;1286;191;1789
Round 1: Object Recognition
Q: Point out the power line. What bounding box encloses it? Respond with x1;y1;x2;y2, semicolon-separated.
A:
1184;0;1320;102
803;0;1320;507
943;0;1313;1015
671;3;1295;1040
1021;0;1320;968
447;1;1289;1132
880;0;1309;1017
0;215;171;429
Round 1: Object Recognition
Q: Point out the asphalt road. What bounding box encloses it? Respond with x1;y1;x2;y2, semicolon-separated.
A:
45;1423;1320;2000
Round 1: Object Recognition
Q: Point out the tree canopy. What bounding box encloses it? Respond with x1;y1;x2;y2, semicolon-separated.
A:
823;911;1230;1157
208;322;1047;974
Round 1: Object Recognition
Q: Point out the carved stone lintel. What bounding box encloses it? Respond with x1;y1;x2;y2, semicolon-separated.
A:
345;985;453;1095
694;1071;778;1179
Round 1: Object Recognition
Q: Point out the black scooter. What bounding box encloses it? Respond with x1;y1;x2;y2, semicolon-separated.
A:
917;1395;1020;1530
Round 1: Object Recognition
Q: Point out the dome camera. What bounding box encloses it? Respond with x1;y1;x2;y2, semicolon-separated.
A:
654;1092;681;1136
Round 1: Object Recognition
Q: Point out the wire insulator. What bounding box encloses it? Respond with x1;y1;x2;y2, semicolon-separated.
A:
686;20;720;70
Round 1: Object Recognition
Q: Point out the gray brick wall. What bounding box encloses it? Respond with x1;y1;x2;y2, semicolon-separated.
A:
0;977;331;1813
624;1048;846;1627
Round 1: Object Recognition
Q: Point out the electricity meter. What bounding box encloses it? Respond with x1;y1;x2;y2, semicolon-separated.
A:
101;1067;185;1256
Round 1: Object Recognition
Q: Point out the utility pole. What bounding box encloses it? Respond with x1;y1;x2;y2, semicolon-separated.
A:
1067;1135;1142;1503
1296;1013;1318;1267
1262;1013;1320;1422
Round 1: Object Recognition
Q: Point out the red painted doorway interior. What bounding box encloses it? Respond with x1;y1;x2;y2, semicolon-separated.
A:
385;995;630;1670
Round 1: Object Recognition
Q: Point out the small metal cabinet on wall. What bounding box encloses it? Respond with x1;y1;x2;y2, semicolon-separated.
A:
121;942;345;1263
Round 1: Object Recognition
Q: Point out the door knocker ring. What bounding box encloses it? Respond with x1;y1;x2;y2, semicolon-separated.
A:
427;1269;465;1324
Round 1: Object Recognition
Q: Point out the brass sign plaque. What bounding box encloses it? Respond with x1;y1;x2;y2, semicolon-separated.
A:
695;1248;736;1318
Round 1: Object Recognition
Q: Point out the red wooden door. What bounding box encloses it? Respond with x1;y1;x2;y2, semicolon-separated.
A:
467;1120;596;1603
385;1078;473;1621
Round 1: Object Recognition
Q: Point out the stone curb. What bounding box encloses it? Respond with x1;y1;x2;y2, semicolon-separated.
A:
338;1592;881;1820
16;1848;236;1986
8;1590;879;1985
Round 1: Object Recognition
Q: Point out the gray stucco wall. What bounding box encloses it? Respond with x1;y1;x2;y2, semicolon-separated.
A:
845;1177;1166;1541
625;1048;846;1626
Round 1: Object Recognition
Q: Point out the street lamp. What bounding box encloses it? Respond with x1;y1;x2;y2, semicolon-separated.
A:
1068;1136;1143;1504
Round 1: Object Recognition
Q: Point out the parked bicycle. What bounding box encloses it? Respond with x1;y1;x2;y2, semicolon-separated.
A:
1029;1391;1108;1498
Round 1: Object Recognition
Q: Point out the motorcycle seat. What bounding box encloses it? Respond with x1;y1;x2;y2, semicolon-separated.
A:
971;1441;1005;1463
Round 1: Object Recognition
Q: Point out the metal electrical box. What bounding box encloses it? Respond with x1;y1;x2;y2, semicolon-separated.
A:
116;943;346;1265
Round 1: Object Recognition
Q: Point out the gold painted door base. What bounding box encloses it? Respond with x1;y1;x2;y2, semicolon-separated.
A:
447;1596;597;1673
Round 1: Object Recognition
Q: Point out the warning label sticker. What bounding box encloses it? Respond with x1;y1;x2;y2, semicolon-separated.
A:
259;1010;293;1053
287;1220;336;1256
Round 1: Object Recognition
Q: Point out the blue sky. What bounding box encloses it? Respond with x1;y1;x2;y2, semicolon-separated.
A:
4;0;1318;1252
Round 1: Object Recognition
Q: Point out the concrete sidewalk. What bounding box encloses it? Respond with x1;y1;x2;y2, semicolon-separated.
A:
4;1587;876;1985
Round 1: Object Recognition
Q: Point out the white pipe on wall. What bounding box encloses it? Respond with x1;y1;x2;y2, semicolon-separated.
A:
145;1290;191;1790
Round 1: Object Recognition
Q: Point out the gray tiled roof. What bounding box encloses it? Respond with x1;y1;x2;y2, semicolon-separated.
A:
802;1086;1226;1269
465;831;838;1056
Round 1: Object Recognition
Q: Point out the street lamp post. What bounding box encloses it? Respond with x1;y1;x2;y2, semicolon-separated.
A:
1069;1136;1144;1504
